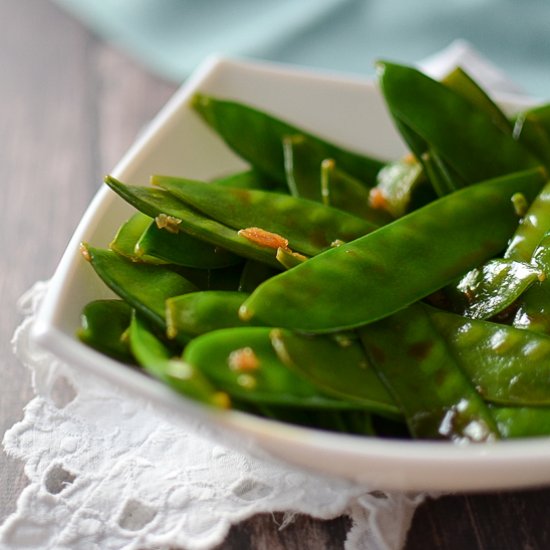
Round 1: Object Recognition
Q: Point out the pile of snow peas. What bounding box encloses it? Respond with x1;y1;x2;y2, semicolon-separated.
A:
78;61;550;443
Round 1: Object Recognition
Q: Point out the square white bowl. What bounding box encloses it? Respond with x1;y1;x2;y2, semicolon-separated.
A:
31;55;550;492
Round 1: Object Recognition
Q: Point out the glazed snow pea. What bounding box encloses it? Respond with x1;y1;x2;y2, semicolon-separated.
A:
513;232;550;334
241;168;546;332
129;314;229;408
513;103;550;172
136;219;241;269
371;154;431;218
270;329;400;418
283;134;324;201
152;174;376;257
359;303;500;442
505;180;550;262
320;159;392;225
441;66;512;135
213;169;282;192
491;406;550;438
105;176;281;268
443;258;543;320
428;307;550;405
192;93;385;185
110;212;166;264
77;299;134;363
81;245;198;330
166;290;257;342
183;327;361;409
377;61;539;184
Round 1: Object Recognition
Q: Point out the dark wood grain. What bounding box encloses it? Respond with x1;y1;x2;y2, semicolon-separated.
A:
1;1;550;548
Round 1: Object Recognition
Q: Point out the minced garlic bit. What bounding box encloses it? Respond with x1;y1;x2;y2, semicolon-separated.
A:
238;227;289;250
228;346;260;372
404;153;416;165
80;242;92;262
330;239;345;248
155;213;182;234
368;187;388;210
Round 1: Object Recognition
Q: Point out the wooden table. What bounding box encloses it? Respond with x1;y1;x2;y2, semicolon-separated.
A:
2;1;550;548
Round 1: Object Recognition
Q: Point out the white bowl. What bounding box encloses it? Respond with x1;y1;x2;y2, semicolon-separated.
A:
31;55;550;493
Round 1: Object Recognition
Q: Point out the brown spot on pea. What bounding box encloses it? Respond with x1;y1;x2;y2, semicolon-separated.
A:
408;340;433;361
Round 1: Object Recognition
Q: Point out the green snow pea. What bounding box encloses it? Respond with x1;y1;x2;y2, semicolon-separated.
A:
129;314;229;408
491;406;550;438
441;66;512;135
153;174;376;257
320;159;392;225
359;303;500;442
505;180;550;262
183;327;361;409
377;61;539;184
136;219;241;269
77;299;133;363
514;232;550;334
283;134;324;201
110;212;166;264
105;176;281;268
192;93;385;186
213;169;282;192
513;103;550;172
166;290;256;342
270;329;400;418
82;245;198;330
444;258;543;320
241;168;546;332
428;307;550;405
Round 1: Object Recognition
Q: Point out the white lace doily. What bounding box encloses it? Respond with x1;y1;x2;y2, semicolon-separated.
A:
0;282;423;550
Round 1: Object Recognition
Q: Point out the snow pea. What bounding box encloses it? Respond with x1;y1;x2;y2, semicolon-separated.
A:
192;93;385;185
77;299;133;363
270;329;400;418
505;180;550;262
283;134;324;201
153;175;376;257
513;232;550;334
513;103;550;172
166;290;256;342
136;219;241;269
129;314;229;408
81;245;198;330
320;159;392;225
441;66;512;135
428;307;550;405
491;406;550;438
183;327;360;409
241;168;546;332
105;176;281;268
377;61;539;184
110;212;166;264
444;258;543;320
213;169;281;192
359;303;500;442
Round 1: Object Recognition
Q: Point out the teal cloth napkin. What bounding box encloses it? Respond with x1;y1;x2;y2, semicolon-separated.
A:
54;0;550;97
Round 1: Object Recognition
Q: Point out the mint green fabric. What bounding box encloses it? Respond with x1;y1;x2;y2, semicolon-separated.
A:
54;0;550;97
